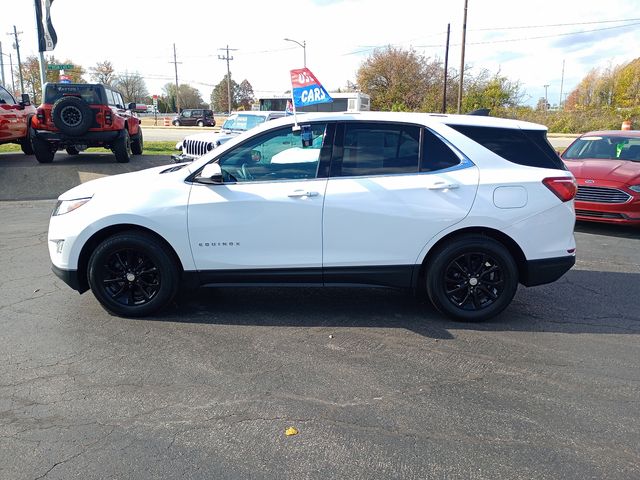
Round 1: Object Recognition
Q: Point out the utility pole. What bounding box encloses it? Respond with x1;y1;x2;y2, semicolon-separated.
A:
9;26;24;93
0;41;5;87
170;43;182;114
218;45;237;114
457;0;469;114
543;84;550;111
442;23;450;114
559;60;565;110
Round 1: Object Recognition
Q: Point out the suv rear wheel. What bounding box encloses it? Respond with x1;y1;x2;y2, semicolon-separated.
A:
32;134;55;163
113;129;132;163
131;130;143;155
425;235;518;322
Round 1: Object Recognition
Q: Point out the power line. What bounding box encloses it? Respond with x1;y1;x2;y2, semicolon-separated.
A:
471;17;640;31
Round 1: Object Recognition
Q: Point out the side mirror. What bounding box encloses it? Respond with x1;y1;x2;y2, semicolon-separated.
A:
195;163;223;184
20;93;31;106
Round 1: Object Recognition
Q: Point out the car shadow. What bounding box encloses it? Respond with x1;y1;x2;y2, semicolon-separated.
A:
575;221;640;239
149;269;640;340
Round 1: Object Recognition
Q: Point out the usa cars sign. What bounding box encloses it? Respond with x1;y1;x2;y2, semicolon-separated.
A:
290;68;333;108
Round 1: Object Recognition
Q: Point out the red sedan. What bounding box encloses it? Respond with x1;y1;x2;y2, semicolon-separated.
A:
562;130;640;226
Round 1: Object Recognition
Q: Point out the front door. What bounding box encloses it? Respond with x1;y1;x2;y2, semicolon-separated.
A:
188;123;331;283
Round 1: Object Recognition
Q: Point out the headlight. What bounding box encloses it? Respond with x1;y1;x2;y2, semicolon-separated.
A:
629;185;640;193
52;197;92;216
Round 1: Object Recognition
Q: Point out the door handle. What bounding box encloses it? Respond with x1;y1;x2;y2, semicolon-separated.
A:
288;190;319;198
427;181;459;190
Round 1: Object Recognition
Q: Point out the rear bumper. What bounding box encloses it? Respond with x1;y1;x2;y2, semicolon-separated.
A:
520;255;575;287
52;264;88;293
34;129;121;147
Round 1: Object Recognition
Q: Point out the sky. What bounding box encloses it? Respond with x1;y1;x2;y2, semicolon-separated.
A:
1;0;639;108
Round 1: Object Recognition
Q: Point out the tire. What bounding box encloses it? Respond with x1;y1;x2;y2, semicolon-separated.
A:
87;231;179;317
131;129;143;155
425;235;518;322
113;129;131;163
32;134;55;163
20;121;34;155
197;120;204;127
51;96;93;136
66;146;80;155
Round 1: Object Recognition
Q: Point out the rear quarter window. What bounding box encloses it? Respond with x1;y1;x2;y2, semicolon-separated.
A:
448;125;565;170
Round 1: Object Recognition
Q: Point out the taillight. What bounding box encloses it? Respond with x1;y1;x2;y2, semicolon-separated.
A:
543;177;577;202
104;109;112;126
36;107;46;123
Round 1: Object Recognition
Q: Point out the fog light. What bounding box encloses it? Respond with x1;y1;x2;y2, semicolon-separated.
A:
52;239;65;254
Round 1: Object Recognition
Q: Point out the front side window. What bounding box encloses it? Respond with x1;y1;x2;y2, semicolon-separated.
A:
217;124;327;183
182;110;192;118
337;122;420;177
0;86;15;104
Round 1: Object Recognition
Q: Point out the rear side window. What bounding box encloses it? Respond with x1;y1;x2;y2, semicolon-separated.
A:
421;129;461;172
448;125;565;170
337;122;420;177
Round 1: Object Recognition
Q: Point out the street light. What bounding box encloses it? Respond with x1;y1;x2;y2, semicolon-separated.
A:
284;38;306;68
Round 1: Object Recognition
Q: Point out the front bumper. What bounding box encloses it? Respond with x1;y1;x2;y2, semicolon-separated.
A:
520;255;575;287
52;264;88;293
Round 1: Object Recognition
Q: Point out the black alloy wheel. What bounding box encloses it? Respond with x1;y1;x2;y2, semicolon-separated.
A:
88;232;179;317
32;133;55;163
113;129;131;163
426;235;518;322
131;129;143;155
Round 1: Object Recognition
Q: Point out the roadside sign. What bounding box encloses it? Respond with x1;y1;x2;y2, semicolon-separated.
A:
47;64;73;70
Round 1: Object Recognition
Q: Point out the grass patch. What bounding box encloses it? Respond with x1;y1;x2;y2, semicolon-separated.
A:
0;141;177;156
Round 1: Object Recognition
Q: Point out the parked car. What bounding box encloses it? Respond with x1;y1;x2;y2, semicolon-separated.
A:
0;85;36;155
30;83;144;163
172;110;286;162
48;112;576;321
561;130;640;225
172;109;215;127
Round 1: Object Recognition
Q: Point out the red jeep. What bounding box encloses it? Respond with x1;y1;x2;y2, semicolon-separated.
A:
31;83;143;163
0;85;36;155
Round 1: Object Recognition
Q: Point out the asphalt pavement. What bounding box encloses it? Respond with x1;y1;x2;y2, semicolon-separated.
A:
0;150;638;480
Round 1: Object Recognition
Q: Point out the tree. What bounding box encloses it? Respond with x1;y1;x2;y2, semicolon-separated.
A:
162;83;206;112
17;55;85;104
210;74;239;112
236;79;255;111
462;70;523;113
113;72;148;104
89;61;116;85
356;46;442;111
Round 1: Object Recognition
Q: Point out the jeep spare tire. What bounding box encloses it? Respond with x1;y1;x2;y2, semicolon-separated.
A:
51;96;93;136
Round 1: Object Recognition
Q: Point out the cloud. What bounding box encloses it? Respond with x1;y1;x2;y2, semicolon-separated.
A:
552;24;638;51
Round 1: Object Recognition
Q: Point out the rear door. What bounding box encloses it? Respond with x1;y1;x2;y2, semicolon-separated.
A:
322;122;479;284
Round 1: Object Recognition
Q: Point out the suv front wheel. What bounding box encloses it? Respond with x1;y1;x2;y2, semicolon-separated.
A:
425;235;518;322
88;231;179;317
113;129;132;163
131;130;143;155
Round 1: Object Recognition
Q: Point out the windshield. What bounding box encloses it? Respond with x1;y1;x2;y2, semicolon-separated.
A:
44;84;105;104
222;114;267;131
563;136;640;161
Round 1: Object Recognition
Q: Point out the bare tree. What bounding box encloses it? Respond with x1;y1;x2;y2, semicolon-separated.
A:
89;61;116;85
113;72;148;103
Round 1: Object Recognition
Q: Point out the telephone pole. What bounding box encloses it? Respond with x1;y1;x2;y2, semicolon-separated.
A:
0;41;5;87
170;43;182;114
8;26;24;93
218;45;237;114
544;84;550;111
457;0;469;114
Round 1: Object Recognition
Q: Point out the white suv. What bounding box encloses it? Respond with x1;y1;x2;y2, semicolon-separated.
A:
48;112;576;321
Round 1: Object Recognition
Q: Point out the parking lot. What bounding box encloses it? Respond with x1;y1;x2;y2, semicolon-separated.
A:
1;150;639;479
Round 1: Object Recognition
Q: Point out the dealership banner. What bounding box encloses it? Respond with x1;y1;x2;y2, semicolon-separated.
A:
290;68;333;108
35;0;57;51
